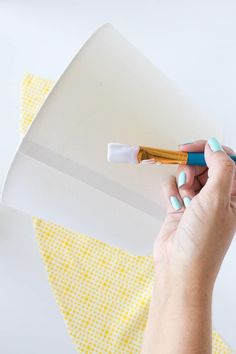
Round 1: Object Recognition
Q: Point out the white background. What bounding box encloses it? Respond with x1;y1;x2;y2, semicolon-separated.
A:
1;0;236;353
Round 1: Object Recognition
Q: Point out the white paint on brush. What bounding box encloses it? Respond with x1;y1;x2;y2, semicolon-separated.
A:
107;143;140;164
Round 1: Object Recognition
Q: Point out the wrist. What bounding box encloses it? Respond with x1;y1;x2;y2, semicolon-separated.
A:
145;269;213;354
153;265;214;308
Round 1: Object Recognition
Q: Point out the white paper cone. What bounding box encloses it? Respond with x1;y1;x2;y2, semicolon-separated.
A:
1;24;222;255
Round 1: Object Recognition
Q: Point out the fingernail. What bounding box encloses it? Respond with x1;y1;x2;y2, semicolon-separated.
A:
208;137;224;152
178;171;186;188
178;142;194;149
179;142;193;145
183;196;191;207
170;196;182;210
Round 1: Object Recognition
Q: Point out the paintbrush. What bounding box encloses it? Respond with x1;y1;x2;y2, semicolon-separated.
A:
107;143;236;166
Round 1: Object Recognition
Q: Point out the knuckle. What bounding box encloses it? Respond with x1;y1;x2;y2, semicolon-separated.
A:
210;185;230;209
222;158;235;172
204;183;227;207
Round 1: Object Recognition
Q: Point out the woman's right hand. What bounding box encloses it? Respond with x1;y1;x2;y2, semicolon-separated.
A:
153;138;236;290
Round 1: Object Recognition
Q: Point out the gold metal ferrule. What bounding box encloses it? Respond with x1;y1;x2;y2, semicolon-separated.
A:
137;145;188;165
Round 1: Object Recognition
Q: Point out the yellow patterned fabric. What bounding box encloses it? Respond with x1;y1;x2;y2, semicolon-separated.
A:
20;73;233;353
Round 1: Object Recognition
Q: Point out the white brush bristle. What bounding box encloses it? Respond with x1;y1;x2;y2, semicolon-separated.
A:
107;143;140;164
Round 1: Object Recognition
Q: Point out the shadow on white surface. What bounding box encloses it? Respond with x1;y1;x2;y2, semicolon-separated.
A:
0;205;76;354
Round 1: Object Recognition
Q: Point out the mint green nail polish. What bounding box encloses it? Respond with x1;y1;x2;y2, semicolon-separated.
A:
170;196;182;210
178;171;186;188
208;137;224;152
183;196;191;207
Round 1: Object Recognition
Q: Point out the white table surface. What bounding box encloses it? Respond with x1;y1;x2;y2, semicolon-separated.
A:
1;1;236;353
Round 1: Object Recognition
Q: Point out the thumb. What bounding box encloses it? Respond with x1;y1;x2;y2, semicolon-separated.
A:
204;137;235;199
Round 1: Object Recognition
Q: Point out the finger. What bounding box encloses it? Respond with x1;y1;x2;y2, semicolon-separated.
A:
162;175;184;214
178;139;206;152
176;165;194;190
178;141;235;182
177;185;196;207
178;139;235;155
196;140;235;187
203;137;236;200
175;166;198;207
176;159;207;192
223;146;235;155
180;145;235;191
177;169;204;203
178;140;208;178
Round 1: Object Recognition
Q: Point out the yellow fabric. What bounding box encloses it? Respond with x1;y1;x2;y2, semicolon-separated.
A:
20;72;233;354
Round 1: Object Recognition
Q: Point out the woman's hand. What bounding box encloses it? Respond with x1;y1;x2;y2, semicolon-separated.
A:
154;137;236;289
141;137;236;354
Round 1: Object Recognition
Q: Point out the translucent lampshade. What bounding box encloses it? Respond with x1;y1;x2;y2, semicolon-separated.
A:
1;24;222;255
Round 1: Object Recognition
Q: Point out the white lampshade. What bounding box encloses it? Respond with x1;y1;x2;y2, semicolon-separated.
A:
1;24;222;255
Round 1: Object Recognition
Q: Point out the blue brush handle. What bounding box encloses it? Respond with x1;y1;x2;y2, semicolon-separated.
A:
187;152;236;166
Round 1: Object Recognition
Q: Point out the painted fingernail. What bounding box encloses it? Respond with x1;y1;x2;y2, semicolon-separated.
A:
178;171;186;188
183;196;191;207
208;137;224;152
170;196;182;210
